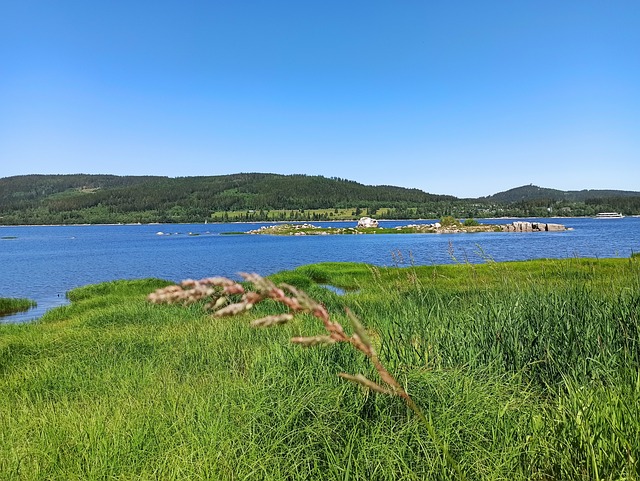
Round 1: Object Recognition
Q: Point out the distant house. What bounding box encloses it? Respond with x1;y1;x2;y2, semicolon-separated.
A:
357;217;379;228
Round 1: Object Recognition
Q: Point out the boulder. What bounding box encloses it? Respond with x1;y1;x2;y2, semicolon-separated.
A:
501;221;566;232
513;221;533;232
546;223;566;231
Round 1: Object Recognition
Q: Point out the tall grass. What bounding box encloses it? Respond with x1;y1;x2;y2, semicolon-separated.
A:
0;258;638;479
0;297;35;316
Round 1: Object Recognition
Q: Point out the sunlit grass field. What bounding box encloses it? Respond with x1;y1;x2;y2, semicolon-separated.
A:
1;256;639;479
210;207;395;221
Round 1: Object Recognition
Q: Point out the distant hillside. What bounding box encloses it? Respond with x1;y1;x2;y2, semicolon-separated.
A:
483;184;640;203
0;173;457;224
0;174;164;207
0;173;455;208
1;175;639;224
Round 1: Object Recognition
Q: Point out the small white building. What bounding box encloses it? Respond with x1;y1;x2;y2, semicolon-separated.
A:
357;217;379;228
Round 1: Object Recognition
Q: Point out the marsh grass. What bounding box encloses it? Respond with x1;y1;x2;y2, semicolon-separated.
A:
0;297;36;317
0;259;639;479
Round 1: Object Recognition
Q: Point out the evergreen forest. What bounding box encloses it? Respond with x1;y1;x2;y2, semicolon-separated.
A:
1;173;639;224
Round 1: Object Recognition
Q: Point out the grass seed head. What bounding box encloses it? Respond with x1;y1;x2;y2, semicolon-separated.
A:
223;284;245;295
250;313;294;328
202;276;236;286
214;301;252;317
347;309;374;352
338;373;392;395
212;296;228;309
291;335;337;347
350;333;373;357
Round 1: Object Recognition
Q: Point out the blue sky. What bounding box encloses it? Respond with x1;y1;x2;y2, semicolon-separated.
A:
1;1;638;197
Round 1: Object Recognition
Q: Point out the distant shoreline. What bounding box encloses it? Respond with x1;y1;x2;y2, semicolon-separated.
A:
1;215;638;229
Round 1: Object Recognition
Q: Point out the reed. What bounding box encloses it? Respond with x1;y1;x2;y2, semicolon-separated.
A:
0;297;35;316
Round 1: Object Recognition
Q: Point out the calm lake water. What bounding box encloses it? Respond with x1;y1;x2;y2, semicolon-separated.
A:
1;217;639;323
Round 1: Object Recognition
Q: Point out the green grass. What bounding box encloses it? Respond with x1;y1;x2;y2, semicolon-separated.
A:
1;259;639;479
0;297;36;316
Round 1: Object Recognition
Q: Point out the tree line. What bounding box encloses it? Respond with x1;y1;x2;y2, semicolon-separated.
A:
1;173;639;225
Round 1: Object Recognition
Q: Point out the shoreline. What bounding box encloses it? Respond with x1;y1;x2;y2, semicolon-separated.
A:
245;220;569;236
2;215;636;229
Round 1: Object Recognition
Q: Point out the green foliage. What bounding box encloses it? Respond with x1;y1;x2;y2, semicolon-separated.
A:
0;173;457;225
462;218;480;226
0;297;36;316
485;184;640;203
439;215;461;227
296;265;331;284
66;278;172;303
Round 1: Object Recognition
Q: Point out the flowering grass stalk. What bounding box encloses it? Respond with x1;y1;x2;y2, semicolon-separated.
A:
149;273;466;479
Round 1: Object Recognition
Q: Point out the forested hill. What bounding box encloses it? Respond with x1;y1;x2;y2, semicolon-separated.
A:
1;174;639;224
0;173;455;224
0;173;455;209
483;184;640;203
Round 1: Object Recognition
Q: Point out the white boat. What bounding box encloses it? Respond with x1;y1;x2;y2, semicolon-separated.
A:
595;212;624;219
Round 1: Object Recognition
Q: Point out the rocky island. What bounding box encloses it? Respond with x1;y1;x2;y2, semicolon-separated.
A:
245;218;568;236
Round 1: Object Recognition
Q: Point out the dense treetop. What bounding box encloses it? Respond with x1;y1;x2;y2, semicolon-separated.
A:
0;173;639;224
482;184;640;203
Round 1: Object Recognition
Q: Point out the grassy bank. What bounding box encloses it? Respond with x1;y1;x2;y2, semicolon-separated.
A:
0;297;35;317
1;259;639;479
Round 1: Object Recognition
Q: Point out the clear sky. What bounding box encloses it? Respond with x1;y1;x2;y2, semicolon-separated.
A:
1;1;638;198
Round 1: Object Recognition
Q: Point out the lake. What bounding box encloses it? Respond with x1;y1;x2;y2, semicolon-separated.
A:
1;217;639;323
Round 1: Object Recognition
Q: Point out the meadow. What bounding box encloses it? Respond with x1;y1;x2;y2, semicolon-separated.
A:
209;207;395;222
0;256;638;480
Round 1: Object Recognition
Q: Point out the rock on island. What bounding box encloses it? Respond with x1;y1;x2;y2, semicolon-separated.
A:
244;218;568;235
